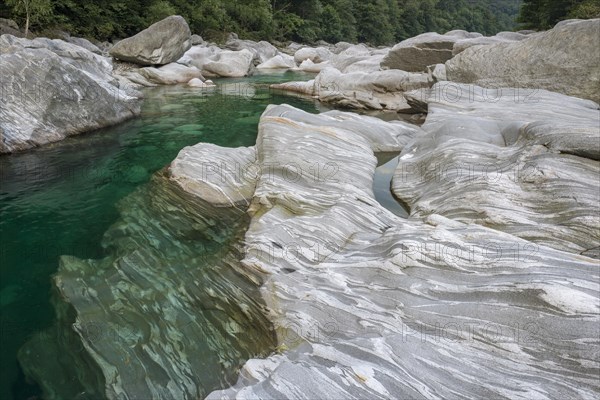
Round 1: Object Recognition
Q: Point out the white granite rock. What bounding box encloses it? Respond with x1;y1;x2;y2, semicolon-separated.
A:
446;19;600;102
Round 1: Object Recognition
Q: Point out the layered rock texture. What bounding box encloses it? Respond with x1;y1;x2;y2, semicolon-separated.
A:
393;82;600;256
202;103;598;399
21;97;599;398
446;19;600;102
272;68;430;111
109;15;192;65
0;35;142;153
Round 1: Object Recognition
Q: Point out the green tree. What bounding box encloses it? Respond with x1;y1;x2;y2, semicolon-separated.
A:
5;0;53;36
145;0;177;25
518;0;598;30
569;0;600;18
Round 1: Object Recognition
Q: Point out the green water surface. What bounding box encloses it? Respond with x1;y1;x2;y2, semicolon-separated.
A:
0;71;321;400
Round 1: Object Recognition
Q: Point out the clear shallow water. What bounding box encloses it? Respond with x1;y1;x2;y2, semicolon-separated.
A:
0;71;321;400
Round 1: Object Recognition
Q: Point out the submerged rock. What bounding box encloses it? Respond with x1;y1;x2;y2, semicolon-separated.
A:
446;19;600;102
19;154;276;399
0;35;141;153
109;15;192;66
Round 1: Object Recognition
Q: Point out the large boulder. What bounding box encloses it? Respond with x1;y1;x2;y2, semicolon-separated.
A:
293;46;333;64
256;54;296;69
0;18;23;37
381;30;481;72
0;35;141;153
273;67;430;111
202;49;254;77
452;31;528;55
225;38;277;65
176;45;221;70
446;19;600;102
109;15;191;65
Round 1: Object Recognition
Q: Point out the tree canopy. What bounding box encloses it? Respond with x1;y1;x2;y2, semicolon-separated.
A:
518;0;600;29
0;0;595;45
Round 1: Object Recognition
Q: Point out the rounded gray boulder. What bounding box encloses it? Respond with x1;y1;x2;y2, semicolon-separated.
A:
109;15;191;65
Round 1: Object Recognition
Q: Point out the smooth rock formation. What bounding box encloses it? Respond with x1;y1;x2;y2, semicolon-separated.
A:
341;54;384;73
190;34;205;45
381;30;481;72
452;31;528;55
202;49;254;78
293;46;333;64
176;45;221;70
139;62;205;85
297;59;331;73
272;68;430;111
0;35;141;153
226;38;278;65
393;82;600;255
256;54;296;69
187;77;215;88
446;19;600;102
204;104;599;399
67;36;102;54
109;15;191;65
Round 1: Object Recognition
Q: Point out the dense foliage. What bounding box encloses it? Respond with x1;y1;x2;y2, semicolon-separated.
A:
518;0;600;29
1;0;525;44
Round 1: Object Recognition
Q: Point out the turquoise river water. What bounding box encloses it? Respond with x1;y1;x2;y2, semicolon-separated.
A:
0;71;406;399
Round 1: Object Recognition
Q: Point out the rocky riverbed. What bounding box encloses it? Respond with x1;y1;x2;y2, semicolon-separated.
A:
1;14;599;400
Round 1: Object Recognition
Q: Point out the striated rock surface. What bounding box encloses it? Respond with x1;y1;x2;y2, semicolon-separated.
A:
272;68;430;111
393;82;600;256
16;99;599;399
205;104;599;399
446;19;600;102
0;35;141;153
381;30;481;72
19;145;275;400
109;15;191;66
67;36;103;54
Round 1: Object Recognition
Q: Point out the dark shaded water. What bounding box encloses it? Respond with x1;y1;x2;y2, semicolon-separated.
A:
0;71;321;400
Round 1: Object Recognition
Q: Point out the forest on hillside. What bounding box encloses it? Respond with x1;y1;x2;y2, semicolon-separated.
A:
0;0;521;44
1;0;599;45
